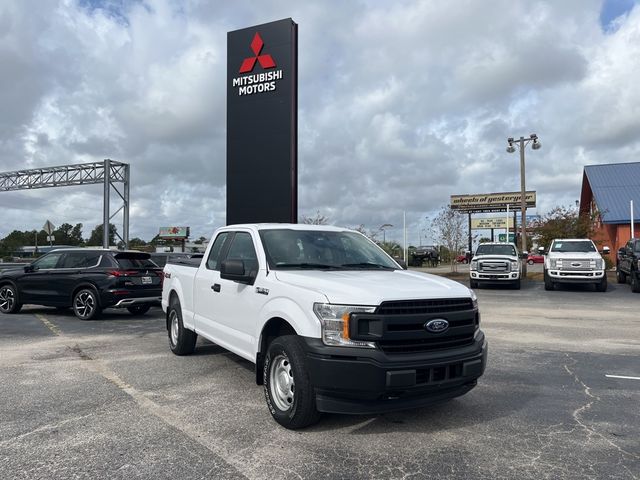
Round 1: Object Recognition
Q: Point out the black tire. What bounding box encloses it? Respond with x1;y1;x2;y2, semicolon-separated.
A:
469;279;478;289
544;270;554;291
631;273;640;293
527;259;534;265
513;279;521;290
595;277;607;292
616;268;627;284
0;284;22;314
127;304;151;316
264;335;320;429
168;297;197;355
72;288;101;320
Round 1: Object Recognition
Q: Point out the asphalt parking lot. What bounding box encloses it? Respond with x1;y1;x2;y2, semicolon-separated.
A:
1;278;639;479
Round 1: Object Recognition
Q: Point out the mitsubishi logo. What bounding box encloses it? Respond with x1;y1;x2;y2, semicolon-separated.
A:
239;32;276;73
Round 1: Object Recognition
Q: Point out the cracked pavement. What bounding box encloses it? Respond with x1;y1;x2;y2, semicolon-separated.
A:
0;280;638;479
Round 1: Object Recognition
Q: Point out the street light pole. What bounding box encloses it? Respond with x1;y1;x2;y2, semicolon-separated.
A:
507;134;541;279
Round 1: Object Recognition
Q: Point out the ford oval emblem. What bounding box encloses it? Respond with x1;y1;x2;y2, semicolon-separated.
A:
425;318;449;333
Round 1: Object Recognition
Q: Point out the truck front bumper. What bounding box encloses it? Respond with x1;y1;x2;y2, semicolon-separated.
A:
547;270;605;284
470;271;520;282
301;332;487;415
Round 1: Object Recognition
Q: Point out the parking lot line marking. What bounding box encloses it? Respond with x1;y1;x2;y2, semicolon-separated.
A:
605;374;640;381
35;314;61;336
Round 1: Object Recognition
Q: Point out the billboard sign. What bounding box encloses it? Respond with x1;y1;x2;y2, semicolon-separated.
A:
159;227;190;239
450;191;536;213
471;217;515;230
227;18;298;225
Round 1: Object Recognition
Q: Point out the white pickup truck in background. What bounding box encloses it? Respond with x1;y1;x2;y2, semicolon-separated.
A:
162;224;487;429
543;238;610;292
469;242;522;290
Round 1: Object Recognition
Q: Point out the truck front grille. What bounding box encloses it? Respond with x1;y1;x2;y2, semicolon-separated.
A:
376;298;473;315
368;299;477;355
558;259;591;270
478;260;509;272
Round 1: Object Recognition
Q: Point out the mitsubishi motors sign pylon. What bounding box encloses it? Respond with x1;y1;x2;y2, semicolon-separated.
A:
226;18;298;225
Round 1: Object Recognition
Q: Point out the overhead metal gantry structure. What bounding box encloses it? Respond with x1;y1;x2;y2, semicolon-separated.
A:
0;159;130;249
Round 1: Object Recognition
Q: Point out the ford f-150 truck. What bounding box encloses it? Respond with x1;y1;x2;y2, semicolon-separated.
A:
469;242;521;289
543;238;610;292
162;224;487;429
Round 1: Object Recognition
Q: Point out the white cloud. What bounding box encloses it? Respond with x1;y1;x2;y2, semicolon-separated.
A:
1;0;639;244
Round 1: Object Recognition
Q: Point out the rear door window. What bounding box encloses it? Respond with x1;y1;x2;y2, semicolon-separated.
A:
59;252;102;268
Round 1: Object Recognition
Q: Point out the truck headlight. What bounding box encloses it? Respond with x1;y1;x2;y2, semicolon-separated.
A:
313;303;377;348
470;289;478;309
510;261;519;272
554;259;563;269
594;259;603;270
470;260;478;271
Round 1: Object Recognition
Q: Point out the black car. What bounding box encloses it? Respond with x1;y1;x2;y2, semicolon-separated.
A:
616;238;640;292
0;249;162;320
409;245;439;267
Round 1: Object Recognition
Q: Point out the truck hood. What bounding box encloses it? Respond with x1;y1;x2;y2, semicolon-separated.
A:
547;252;602;259
472;255;518;262
273;270;472;305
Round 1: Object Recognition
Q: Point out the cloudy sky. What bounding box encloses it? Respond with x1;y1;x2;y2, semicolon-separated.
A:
1;0;639;244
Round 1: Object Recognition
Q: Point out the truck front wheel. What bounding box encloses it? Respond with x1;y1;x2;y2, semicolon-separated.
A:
631;273;640;293
264;335;320;429
168;298;197;355
616;268;627;284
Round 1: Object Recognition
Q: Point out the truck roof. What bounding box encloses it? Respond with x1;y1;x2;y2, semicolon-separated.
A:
220;223;353;233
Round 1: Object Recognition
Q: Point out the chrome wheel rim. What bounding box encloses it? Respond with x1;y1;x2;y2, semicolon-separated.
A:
169;310;179;346
74;291;95;319
270;354;294;411
0;286;15;313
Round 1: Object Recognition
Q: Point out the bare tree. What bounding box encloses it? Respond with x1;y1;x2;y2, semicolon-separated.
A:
350;224;379;242
429;205;467;272
301;211;330;225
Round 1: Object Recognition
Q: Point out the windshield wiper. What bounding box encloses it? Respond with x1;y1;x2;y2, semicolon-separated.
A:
275;263;344;270
340;262;395;270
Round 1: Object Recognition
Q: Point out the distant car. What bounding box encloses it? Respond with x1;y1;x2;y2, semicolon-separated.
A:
456;254;468;264
149;252;204;268
0;249;162;320
527;254;544;265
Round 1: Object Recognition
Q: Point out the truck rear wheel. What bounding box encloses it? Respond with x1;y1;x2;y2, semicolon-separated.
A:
168;297;197;355
264;335;320;429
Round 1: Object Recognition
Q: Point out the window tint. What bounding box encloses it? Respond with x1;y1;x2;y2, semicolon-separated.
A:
206;232;230;270
59;252;101;268
475;244;517;256
226;233;257;262
550;241;596;253
32;252;64;269
116;257;156;269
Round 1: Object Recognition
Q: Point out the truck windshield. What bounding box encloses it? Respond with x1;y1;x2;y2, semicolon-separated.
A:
550;241;596;253
260;229;399;270
475;244;517;256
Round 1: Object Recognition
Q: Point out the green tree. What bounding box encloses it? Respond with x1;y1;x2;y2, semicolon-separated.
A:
534;206;595;250
87;224;118;246
129;237;147;249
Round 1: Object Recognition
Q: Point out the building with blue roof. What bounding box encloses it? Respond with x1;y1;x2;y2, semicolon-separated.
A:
579;162;640;252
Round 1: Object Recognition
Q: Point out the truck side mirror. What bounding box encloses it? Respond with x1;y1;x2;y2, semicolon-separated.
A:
601;246;610;255
220;259;256;285
618;247;626;256
537;247;545;254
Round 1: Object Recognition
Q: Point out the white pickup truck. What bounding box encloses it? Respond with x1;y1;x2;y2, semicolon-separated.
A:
162;224;487;429
469;242;522;289
543;238;610;292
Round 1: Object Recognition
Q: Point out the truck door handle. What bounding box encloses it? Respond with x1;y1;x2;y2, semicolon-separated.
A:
211;284;221;292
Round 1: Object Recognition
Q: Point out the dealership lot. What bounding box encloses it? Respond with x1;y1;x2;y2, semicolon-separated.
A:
1;281;638;479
